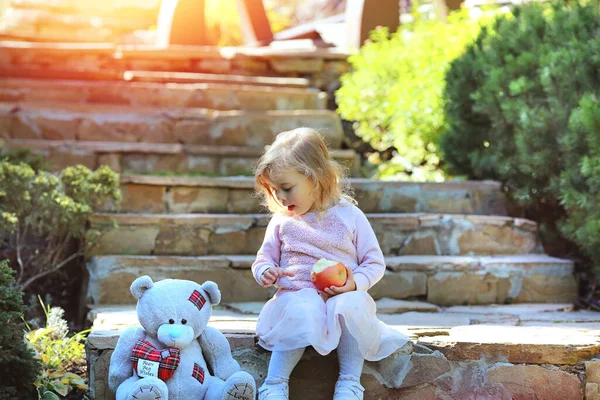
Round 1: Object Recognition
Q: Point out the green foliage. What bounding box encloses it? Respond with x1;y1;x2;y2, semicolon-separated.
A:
0;148;51;172
440;0;600;272
557;95;600;269
442;0;600;198
337;6;491;181
0;259;41;400
26;298;89;399
0;163;121;289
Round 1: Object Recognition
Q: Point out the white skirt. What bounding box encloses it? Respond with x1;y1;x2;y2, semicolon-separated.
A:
256;288;410;361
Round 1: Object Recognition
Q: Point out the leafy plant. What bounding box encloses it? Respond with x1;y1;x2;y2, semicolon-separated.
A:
0;148;51;172
25;298;89;399
0;259;41;400
0;163;121;289
557;95;600;271
440;1;600;273
336;4;495;181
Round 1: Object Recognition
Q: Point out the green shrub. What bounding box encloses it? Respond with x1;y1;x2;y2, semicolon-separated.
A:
0;163;121;290
336;6;492;180
558;95;600;270
0;259;41;400
440;1;600;271
26;298;89;399
442;1;600;195
0;148;50;172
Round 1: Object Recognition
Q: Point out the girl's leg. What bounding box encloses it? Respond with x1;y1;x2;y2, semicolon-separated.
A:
337;319;365;379
258;348;305;400
334;317;365;400
267;348;306;381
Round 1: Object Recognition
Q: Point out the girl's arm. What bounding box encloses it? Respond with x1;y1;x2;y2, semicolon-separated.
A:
352;207;386;291
251;215;282;284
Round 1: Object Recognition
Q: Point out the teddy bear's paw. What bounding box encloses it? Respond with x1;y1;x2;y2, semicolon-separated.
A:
222;371;256;400
129;383;166;400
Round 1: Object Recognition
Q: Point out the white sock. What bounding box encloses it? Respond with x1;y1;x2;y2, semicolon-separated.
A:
266;348;305;383
337;319;365;380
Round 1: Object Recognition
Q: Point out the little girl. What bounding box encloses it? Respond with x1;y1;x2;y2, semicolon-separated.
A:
251;128;411;400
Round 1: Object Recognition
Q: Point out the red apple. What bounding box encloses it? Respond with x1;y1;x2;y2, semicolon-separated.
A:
310;258;347;291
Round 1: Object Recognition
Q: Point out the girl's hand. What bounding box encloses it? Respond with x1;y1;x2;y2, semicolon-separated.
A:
260;267;295;287
317;290;331;303
323;265;356;297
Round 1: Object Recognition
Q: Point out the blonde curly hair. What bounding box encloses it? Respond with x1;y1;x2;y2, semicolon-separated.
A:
254;128;355;214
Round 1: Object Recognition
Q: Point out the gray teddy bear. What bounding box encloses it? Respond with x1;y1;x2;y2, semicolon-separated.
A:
108;275;256;400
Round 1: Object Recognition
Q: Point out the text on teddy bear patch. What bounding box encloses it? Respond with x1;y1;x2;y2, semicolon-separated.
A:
131;340;181;381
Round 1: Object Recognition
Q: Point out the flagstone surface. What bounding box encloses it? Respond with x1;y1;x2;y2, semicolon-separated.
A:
86;303;593;399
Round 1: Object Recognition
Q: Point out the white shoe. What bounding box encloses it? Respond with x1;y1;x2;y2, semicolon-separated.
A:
257;378;289;400
333;378;364;400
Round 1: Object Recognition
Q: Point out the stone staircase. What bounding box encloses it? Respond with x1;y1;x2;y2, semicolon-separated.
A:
1;41;599;399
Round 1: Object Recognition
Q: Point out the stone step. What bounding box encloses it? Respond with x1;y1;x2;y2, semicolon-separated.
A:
87;302;596;340
0;78;327;111
113;174;507;215
0;69;312;88
87;299;442;333
122;71;311;88
2;139;359;176
86;303;594;399
0;41;349;90
87;213;543;257
85;254;575;306
0;101;343;147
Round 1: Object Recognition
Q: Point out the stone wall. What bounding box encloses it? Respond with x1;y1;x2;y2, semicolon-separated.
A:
87;330;585;400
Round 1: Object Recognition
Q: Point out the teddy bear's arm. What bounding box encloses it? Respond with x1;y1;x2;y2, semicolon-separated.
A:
199;325;242;380
108;326;146;392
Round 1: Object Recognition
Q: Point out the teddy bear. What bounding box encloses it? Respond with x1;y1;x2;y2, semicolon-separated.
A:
108;275;256;400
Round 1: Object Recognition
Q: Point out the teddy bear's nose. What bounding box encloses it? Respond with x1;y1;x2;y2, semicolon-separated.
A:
170;328;182;339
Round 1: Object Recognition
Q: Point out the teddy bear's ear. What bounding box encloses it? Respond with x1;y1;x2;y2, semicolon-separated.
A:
130;275;154;299
201;281;221;306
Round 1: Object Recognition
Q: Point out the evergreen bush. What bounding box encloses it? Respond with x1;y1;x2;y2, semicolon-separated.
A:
558;95;600;270
442;1;600;196
441;1;600;272
0;259;41;399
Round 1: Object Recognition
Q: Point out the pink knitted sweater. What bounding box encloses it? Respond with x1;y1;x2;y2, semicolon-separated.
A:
251;200;386;291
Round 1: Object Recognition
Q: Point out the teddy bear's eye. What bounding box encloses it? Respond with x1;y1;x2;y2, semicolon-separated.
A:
181;319;187;324
169;319;175;324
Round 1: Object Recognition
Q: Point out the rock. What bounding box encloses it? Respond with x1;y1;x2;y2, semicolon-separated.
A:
419;325;600;365
487;364;583;400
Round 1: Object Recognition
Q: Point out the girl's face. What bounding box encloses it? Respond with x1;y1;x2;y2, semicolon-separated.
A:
266;169;317;216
